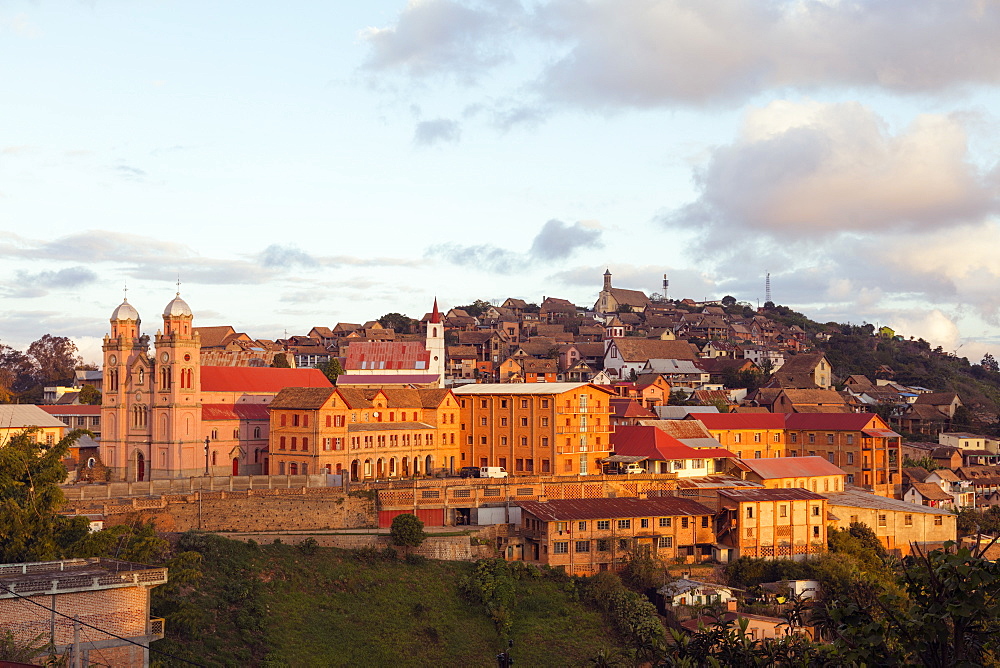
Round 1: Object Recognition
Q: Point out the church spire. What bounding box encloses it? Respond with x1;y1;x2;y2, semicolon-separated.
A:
430;297;441;324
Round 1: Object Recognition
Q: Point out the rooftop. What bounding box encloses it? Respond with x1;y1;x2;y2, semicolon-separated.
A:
516;497;713;521
0;558;167;599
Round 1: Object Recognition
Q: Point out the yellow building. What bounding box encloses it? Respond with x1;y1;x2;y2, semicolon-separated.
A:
822;489;956;557
454;382;615;476
515;497;716;575
268;386;461;479
733;456;846;495
716;488;828;562
690;413;787;459
0;405;67;447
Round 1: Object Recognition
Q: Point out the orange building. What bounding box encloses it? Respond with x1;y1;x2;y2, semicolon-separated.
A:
268;387;461;479
690;413;788;459
515;497;716;575
733;456;847;494
454;383;615;476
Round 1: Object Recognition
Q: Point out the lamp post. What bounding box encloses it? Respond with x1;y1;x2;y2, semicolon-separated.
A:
204;436;210;476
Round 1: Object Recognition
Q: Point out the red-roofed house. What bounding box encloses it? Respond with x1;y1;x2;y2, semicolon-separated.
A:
734;456;847;494
611;426;736;476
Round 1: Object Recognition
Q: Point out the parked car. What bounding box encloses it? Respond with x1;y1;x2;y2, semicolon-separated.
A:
479;466;508;478
622;463;646;474
459;466;481;478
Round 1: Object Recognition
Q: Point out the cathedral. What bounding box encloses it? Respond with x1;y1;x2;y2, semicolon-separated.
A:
100;291;331;481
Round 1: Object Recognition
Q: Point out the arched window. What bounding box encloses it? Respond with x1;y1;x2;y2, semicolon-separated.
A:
211;450;217;466
301;463;307;475
253;426;261;438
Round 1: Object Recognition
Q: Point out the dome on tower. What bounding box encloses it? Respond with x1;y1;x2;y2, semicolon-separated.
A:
111;298;140;322
163;293;193;317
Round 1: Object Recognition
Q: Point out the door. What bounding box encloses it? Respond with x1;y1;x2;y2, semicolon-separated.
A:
136;451;145;482
232;457;239;476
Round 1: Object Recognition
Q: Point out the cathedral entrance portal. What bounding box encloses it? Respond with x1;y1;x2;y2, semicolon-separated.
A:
134;450;145;482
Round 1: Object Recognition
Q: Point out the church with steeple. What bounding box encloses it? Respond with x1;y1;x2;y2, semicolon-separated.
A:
100;290;330;481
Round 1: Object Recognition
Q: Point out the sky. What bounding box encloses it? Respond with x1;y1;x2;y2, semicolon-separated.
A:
3;0;1000;366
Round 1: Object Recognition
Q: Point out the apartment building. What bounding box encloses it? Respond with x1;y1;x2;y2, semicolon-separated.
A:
733;456;847;494
268;386;461;479
691;413;902;498
454;383;615;476
823;489;956;556
515;497;716;575
715;488;828;562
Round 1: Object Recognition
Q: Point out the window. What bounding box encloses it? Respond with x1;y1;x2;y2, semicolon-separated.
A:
658;536;673;549
597;520;610;530
779;505;787;518
480;417;487;426
597;539;610;551
812;526;820;537
754;451;761;459
827;434;835;445
617;519;631;529
291;437;297;450
878;514;887;527
500;399;508;408
681;517;689;529
520;437;528;446
280;414;287;427
828;453;835;463
659;517;671;528
541;399;549;408
934;515;943;526
541;437;549;447
541;459;550;472
481;400;488;408
521;417;528;427
692;459;704;469
254;427;261;439
811;505;820;516
618;539;629;551
734;433;741;443
301;437;308;451
773;433;780;442
702;516;709;528
578;521;587;531
808;433;816;444
847;474;855;484
904;514;913;527
790;433;798;443
541;417;549;427
575;541;590;553
846;434;854;445
293;414;299;427
500;437;508;446
754;433;761;443
521;400;528;408
500;417;507;426
746;506;754;519
640;518;649;528
847;452;855;464
553;541;569;554
303;415;309;427
480;436;487;445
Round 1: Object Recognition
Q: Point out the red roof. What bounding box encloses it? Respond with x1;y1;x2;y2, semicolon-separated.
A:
609;398;656;419
737;456;846;479
201;403;271;421
784;413;882;430
344;341;430;370
336;374;441;385
517;497;713;521
200;366;331;393
691;413;787;430
612;426;702;461
39;405;102;416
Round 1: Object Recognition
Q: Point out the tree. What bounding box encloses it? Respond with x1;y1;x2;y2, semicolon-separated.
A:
982;353;999;373
903;455;939;472
378;312;416;334
0;428;90;562
0;341;36;401
390;513;426;555
455;299;492;318
27;334;81;385
316;358;344;385
78;384;102;405
271;353;290;368
721;295;737;307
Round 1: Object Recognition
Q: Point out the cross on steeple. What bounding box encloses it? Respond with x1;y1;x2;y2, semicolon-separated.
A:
123;280;128;301
176;274;181;296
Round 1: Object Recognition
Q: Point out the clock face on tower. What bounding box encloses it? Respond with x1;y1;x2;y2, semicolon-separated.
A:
109;355;117;365
161;352;169;363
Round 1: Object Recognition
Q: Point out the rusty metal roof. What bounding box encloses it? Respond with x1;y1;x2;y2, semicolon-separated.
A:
516;497;713;521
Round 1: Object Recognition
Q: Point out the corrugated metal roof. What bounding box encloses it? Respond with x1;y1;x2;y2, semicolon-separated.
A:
200;366;331;393
454;383;612;395
336;374;440;385
348;421;434;432
677;476;763;489
39;405;102;416
344;341;430;370
692;413;787;429
516;497;713;521
0;405;68;429
739;456;846;480
719;488;826;502
823;490;947;515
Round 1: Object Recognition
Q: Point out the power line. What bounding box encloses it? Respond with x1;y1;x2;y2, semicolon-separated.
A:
0;582;205;668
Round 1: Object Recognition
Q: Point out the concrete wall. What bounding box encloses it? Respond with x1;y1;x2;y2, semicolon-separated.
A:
64;488;377;532
225;532;496;561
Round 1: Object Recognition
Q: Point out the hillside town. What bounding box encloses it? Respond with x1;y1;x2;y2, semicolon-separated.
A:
4;271;998;664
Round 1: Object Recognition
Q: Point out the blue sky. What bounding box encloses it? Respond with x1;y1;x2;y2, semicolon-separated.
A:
3;1;1000;365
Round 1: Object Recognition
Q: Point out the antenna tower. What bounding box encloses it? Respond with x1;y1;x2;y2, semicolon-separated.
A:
663;274;669;301
765;272;771;304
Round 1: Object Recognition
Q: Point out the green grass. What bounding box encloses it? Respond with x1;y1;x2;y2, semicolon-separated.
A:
152;534;625;667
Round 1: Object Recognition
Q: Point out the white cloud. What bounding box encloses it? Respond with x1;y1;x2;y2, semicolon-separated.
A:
668;101;998;244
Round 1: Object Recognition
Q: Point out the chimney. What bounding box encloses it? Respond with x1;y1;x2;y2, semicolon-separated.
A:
726;599;737;612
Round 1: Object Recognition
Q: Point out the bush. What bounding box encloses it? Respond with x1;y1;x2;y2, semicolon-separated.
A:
405;553;428;566
297;538;319;555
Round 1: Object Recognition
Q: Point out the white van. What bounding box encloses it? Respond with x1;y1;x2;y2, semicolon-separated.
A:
623;463;646;475
480;467;508;478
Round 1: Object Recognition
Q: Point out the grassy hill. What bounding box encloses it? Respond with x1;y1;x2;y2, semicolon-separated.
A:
150;533;623;667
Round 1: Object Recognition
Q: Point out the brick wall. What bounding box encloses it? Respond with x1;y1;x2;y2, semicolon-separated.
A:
226;532;495;561
0;585;148;646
